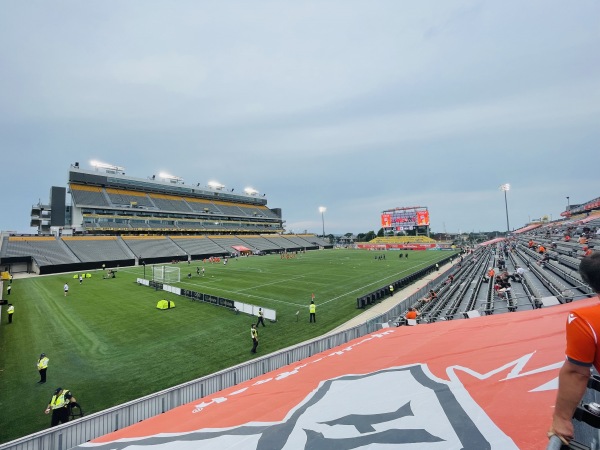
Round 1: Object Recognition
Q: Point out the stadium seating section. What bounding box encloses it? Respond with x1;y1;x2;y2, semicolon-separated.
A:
69;183;281;234
390;213;600;326
0;234;327;269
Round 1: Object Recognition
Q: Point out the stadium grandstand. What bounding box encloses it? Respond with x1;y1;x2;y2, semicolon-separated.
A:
1;162;332;274
31;161;284;236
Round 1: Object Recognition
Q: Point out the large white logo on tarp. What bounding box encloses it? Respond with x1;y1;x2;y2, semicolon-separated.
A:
81;364;518;449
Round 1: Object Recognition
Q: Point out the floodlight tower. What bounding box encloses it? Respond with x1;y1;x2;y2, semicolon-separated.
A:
499;184;510;234
319;206;326;238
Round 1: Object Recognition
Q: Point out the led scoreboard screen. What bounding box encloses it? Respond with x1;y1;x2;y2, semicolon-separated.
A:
381;209;430;231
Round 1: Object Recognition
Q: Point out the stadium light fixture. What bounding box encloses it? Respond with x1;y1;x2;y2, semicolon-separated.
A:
208;181;225;190
90;160;125;173
158;172;183;183
499;184;510;234
319;206;326;237
244;187;259;196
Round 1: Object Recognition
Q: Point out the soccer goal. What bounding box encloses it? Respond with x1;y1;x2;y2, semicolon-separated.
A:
152;265;180;283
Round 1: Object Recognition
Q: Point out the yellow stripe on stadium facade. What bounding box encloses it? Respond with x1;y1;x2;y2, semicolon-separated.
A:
122;236;167;240
148;193;185;201
9;236;56;241
186;198;213;205
104;188;148;198
70;184;103;192
62;236;117;241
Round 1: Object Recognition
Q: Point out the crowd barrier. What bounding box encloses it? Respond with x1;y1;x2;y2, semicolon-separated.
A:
137;278;277;322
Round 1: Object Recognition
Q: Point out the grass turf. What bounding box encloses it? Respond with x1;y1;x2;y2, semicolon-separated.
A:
0;249;454;443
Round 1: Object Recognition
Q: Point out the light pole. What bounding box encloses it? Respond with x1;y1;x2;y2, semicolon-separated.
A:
318;206;326;238
499;184;510;234
566;196;570;216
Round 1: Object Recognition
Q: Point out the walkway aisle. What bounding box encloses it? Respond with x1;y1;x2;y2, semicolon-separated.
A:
327;260;455;335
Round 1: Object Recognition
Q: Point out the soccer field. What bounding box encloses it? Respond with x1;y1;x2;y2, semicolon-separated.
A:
0;249;455;443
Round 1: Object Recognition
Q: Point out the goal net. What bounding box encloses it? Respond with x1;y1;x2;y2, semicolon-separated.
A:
152;266;180;283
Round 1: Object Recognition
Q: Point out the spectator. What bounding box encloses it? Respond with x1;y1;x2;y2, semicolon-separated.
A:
511;266;525;282
403;307;420;325
496;278;511;298
425;290;437;302
405;307;419;320
549;253;600;444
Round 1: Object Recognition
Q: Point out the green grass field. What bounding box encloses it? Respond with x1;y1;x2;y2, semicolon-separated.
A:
0;249;454;443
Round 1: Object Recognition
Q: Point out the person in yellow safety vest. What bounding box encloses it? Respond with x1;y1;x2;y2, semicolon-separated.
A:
7;304;14;323
37;353;49;383
389;285;394;296
250;324;259;354
256;307;266;327
44;387;76;427
309;300;316;323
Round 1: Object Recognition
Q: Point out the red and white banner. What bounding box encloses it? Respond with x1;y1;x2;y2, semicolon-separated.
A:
79;299;589;450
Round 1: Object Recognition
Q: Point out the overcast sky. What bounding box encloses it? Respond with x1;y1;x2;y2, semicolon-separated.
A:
1;1;599;236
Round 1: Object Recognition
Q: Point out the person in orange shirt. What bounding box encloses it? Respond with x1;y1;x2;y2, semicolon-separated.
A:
538;245;546;254
404;308;419;324
488;268;495;279
549;253;600;444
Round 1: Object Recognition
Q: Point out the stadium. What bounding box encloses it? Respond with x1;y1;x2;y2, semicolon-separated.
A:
1;159;600;450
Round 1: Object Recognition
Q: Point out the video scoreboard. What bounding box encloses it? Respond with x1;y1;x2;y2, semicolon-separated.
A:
381;207;429;231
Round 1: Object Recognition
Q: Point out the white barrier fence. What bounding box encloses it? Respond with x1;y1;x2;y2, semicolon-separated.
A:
136;278;276;321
